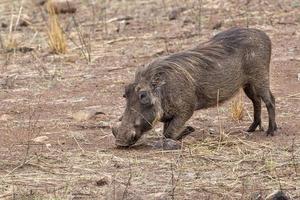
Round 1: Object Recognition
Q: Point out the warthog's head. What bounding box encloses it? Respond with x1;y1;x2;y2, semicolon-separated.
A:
112;82;163;147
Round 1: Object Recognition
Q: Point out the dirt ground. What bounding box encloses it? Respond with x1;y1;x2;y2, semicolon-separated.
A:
0;0;299;199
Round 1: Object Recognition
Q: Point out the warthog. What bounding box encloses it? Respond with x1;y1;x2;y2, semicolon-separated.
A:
112;27;277;147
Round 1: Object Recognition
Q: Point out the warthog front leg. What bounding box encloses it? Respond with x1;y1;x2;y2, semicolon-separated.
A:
163;117;195;140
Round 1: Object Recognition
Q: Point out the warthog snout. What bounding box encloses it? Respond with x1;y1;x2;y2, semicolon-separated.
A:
112;83;163;147
112;123;139;147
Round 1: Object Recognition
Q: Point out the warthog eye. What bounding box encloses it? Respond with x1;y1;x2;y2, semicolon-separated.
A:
139;91;151;105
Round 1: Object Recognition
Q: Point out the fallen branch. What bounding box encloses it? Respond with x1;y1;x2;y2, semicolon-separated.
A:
105;33;198;45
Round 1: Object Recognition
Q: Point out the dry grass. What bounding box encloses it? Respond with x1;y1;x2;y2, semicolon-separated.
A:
46;0;67;54
3;6;19;51
230;90;245;122
4;35;18;51
0;134;299;199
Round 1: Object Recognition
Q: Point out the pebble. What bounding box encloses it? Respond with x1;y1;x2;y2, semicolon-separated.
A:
153;138;181;150
46;0;77;14
73;109;104;122
32;136;49;143
265;190;290;200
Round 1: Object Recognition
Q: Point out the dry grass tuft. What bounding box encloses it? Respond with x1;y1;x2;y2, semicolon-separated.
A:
4;35;18;50
230;90;245;122
47;0;67;54
3;9;19;51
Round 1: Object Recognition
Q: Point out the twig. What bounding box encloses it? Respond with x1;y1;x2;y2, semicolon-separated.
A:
287;93;300;98
31;51;51;79
72;135;85;153
14;0;23;31
291;137;298;175
0;193;13;199
274;161;283;191
106;36;138;44
197;0;203;34
104;33;198;45
161;141;185;197
67;0;91;62
122;163;132;200
171;163;175;200
245;0;251;27
23;98;42;165
245;107;253;121
113;170;116;200
107;16;133;23
0;34;4;49
217;89;224;150
164;38;169;54
161;0;167;12
3;156;35;178
107;65;134;72
102;0;108;36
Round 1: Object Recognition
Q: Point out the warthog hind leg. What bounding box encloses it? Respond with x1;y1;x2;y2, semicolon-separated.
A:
243;84;263;132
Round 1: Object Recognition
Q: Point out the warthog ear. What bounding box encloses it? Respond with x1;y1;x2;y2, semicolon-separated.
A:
139;91;152;105
151;80;166;97
151;72;166;90
123;83;135;98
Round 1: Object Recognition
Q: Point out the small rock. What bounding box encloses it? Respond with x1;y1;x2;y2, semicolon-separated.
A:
96;176;111;186
107;16;133;23
46;143;52;151
0;114;13;121
182;17;194;26
250;192;263;200
154;127;163;133
98;121;111;128
46;143;51;148
46;0;77;14
111;156;125;168
33;0;48;6
15;47;34;53
212;21;222;30
116;16;133;21
183;135;197;144
208;128;216;134
118;115;123;121
19;15;31;27
70;132;86;141
116;20;129;33
265;190;290;200
73;109;104;122
186;172;196;179
168;7;186;20
43;132;53;135
208;15;223;30
291;1;300;8
0;75;17;89
1;22;8;28
153;138;181;150
32;136;49;143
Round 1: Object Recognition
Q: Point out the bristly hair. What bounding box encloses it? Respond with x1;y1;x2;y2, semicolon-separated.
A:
212;28;248;46
136;28;254;88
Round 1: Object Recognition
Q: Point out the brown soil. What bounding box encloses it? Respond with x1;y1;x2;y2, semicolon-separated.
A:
0;0;299;199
